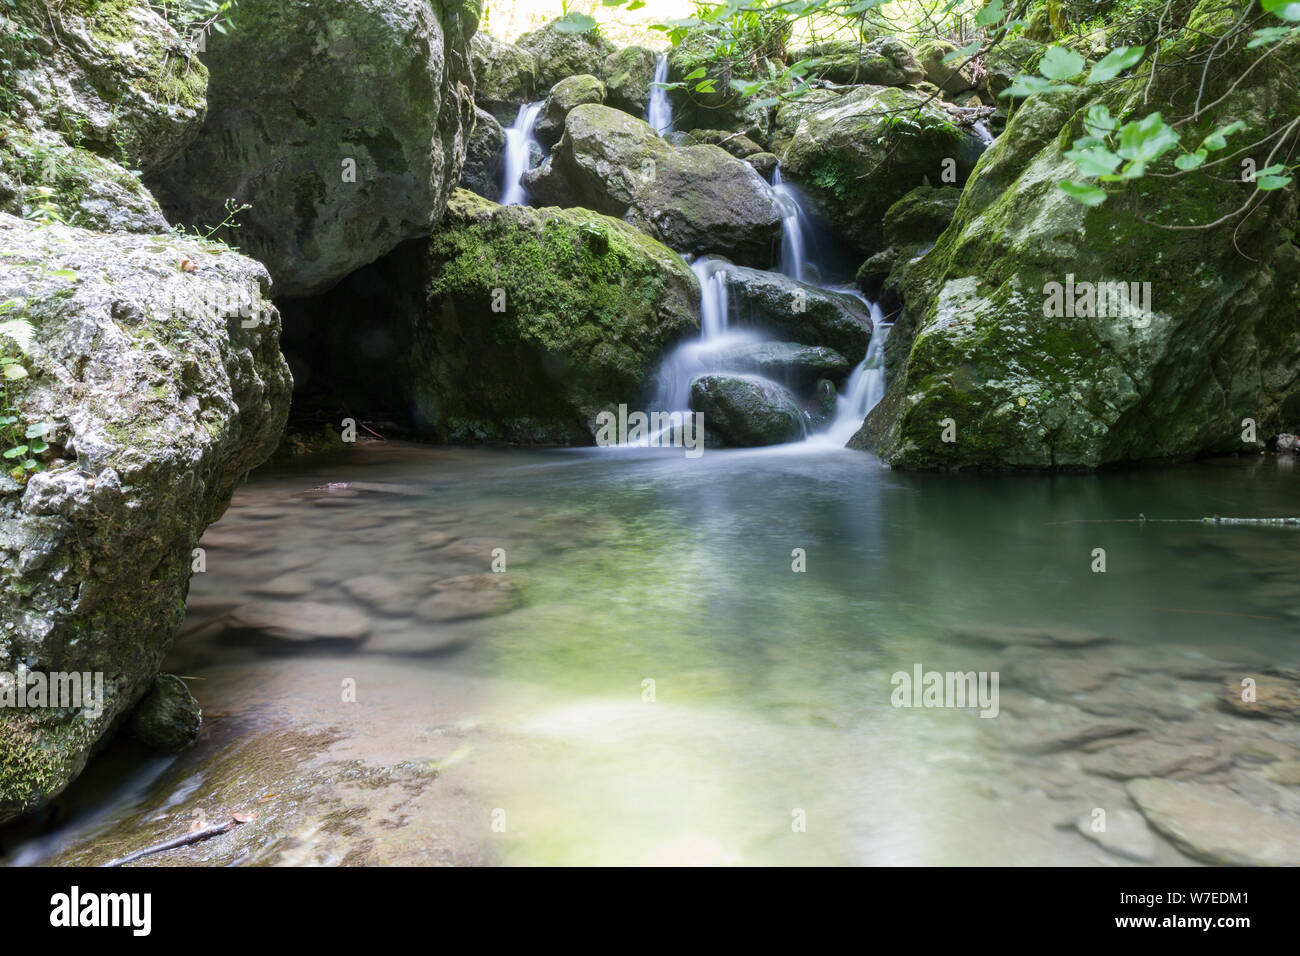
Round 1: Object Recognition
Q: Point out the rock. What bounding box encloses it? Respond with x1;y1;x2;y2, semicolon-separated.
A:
1127;778;1300;865
982;37;1045;99
516;18;617;91
460;108;507;202
778;86;986;255
689;375;807;446
534;74;606;149
1080;738;1227;780
148;0;476;298
883;185;963;246
1276;433;1299;454
915;39;977;95
471;32;539;124
705;342;851;388
230;601;372;642
951;624;1111;649
1075;808;1157;862
745;152;779;180
0;214;291;822
416;574;520;622
808;379;839;429
722;265;874;357
802;37;924;87
341;575;423;616
683;129;765;158
854;24;1300;469
127;675;202;752
1223;675;1300;719
524;105;781;267
603;45;658;118
295;190;699;443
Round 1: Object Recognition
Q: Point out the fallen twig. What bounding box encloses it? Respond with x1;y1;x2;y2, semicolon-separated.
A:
101;813;256;867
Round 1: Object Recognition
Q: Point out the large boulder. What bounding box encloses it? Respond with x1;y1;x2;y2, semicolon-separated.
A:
603;45;659;118
800;37;925;87
0;214;291;821
148;0;477;298
525;105;782;267
534;74;606;149
915;39;977;95
460;107;507;201
723;266;874;358
0;0;205;232
516;18;616;91
288;191;700;443
471;31;540;124
704;342;851;388
857;185;963;315
853;19;1300;469
778;85;987;256
689;374;807;446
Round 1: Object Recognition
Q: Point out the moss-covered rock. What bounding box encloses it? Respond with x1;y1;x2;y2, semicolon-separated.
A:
915;39;977;95
689;374;806;446
471;31;540;124
724;265;875;359
148;0;476;298
603;45;659;119
534;74;606;149
127;674;202;751
854;11;1300;469
516;18;616;91
778;85;987;255
0;213;291;820
525;104;781;267
797;37;924;88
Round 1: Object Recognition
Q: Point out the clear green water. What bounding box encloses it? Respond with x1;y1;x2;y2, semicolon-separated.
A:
7;444;1300;865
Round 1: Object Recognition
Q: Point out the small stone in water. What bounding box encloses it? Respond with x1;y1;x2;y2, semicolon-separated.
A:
231;601;371;641
416;574;520;622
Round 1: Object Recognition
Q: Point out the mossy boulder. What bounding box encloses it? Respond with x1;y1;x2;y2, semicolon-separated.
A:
0;214;291;821
128;675;202;751
534;74;606;149
517;18;616;91
471;31;540;124
981;36;1045;99
854;15;1300;469
460;107;506;202
525;104;781;267
915;39;977;95
148;0;477;298
882;184;963;246
338;190;700;443
604;45;659;118
689;374;807;446
778;85;987;255
798;37;925;87
724;265;875;359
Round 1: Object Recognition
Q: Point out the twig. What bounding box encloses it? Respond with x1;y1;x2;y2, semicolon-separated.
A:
101;814;254;867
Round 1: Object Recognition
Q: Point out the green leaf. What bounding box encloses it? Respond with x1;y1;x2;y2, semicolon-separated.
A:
3;445;27;459
1258;175;1292;190
1001;74;1073;98
553;12;598;34
23;422;48;439
1084;104;1117;136
28;440;47;454
1039;46;1085;80
1116;112;1180;165
942;42;982;64
1257;164;1288;176
1248;26;1295;47
1086;46;1145;83
683;67;707;81
49;269;77;282
694;79;716;94
1057;181;1108;205
627;0;646;8
975;0;1006;26
1260;0;1300;20
1065;146;1123;177
1174;150;1207;170
1202;121;1245;151
3;363;27;380
0;317;34;353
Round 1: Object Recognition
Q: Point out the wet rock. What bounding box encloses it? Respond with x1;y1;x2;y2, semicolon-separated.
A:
1127;778;1300;865
534;74;606;149
148;0;477;298
1275;433;1299;454
1080;738;1227;780
705;342;851;389
689;374;807;447
952;624;1111;649
745;152;779;180
797;37;924;87
461;108;507;202
722;266;874;358
341;575;424;616
247;574;318;599
1075;808;1156;863
1223;675;1300;719
471;32;539;124
230;601;372;642
128;675;202;752
1266;762;1300;785
416;574;521;622
914;39;977;94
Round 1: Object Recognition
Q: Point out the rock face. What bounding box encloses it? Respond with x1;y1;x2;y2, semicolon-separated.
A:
603;45;658;118
854;23;1300;469
0;214;291;821
461;108;507;202
516;18;616;91
471;31;539;124
857;185;963;316
525;105;781;266
148;0;477;298
0;0;205;232
778;85;986;255
1127;778;1300;865
534;74;606;149
724;266;874;358
690;375;807;446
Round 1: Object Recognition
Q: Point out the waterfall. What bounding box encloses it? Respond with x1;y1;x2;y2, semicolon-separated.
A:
807;316;891;449
501;101;544;206
771;167;811;283
647;54;673;136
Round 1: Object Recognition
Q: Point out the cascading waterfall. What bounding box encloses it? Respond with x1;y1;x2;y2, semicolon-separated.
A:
806;313;890;449
771;167;811;283
501;101;544;206
647;53;673;135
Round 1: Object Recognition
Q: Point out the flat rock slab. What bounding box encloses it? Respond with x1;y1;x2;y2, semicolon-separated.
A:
1127;778;1300;865
416;574;521;623
231;601;371;642
1080;738;1227;781
952;624;1111;649
1222;675;1300;719
1075;808;1156;862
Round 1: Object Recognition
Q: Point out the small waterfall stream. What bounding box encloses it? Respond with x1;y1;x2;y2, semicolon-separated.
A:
647;53;673;135
771;168;811;284
501;101;544;205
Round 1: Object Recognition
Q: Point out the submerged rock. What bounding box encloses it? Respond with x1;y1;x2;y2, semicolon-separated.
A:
128;675;202;752
1127;778;1300;865
534;74;606;149
1074;808;1156;863
148;0;477;298
524;105;782;267
471;32;540;124
461;108;507;202
689;374;807;446
0;215;291;822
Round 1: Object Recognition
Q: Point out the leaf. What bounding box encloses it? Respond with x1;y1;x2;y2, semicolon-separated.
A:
627;0;646;8
1174;150;1207;170
1084;104;1117;136
49;269;77;282
1116;112;1180;165
1248;26;1295;47
694;79;716;94
553;12;598;34
942;42;981;64
3;364;27;381
1057;181;1108;205
1086;46;1145;83
1000;74;1073;98
28;440;47;454
0;317;34;353
683;67;707;81
1257;174;1293;190
23;422;47;439
1260;0;1300;20
3;445;28;459
1039;46;1085;81
1202;121;1245;151
232;811;259;824
1065;146;1123;177
975;0;1006;26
